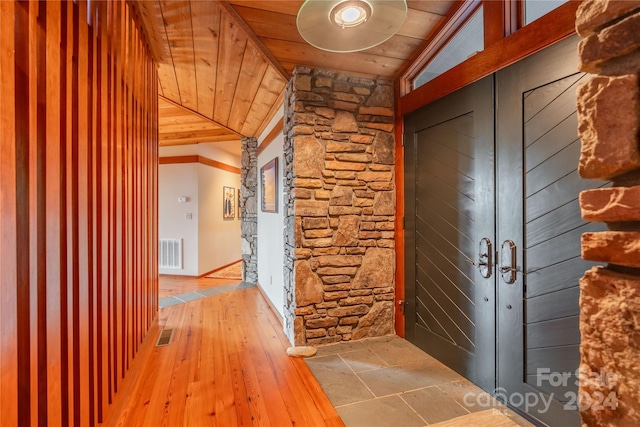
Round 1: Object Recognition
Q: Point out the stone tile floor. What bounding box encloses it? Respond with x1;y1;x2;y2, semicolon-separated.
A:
158;281;255;308
306;336;536;427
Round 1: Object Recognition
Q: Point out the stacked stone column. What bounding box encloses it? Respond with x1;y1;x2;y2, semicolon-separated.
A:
241;137;258;283
283;67;396;346
575;1;640;425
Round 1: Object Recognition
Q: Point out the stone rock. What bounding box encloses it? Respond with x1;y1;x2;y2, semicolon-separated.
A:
580;186;640;222
351;301;394;340
326;141;366;153
316;107;335;119
327;304;370;317
294;74;312;91
294;316;306;346
340;296;374;306
329;186;353;206
295;261;324;306
579;267;640;426
306;317;338;328
373;191;395;216
576;0;640;37
335;153;371;163
325;161;367;171
579;12;640;74
303;217;329;229
582;231;640;268
293;136;324;178
332;216;360;247
293;178;323;189
360;106;394;117
577;75;640;179
353;248;395;289
329;206;362;216
316;266;358;276
358;171;393;182
366;84;393;107
304;229;333;239
332;111;359;132
287;345;318;358
316;255;362;267
372;132;395;165
294;200;328;217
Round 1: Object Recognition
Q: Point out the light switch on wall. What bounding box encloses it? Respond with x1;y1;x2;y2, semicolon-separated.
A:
186;213;192;220
178;196;188;203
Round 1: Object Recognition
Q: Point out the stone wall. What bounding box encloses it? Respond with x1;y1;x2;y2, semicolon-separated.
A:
575;1;640;425
283;67;396;346
241;137;258;283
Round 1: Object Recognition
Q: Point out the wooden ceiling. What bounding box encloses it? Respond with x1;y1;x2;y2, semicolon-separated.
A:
134;0;457;146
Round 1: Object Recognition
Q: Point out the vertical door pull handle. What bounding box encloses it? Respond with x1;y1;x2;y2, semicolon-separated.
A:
500;240;517;284
478;238;492;279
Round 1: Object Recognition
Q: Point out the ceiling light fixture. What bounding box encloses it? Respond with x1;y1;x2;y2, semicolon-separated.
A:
297;0;407;53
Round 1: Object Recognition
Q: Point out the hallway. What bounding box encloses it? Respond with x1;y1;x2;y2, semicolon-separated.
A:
99;277;535;427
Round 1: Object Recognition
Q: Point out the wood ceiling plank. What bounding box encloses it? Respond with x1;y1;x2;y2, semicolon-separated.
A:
214;10;248;128
262;38;407;79
232;5;304;43
160;0;198;110
241;66;286;137
364;34;425;61
158;122;227;134
159;129;238;141
227;0;303;16
158;96;241;137
133;0;170;61
407;0;454;16
396;8;444;39
254;88;285;138
133;1;180;100
228;43;269;132
159;135;241;145
190;0;221;119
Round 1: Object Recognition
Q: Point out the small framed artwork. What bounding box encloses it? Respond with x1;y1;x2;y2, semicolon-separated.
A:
223;186;235;219
260;157;278;213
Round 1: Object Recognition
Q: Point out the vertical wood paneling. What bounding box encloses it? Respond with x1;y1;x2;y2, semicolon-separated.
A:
0;1;159;426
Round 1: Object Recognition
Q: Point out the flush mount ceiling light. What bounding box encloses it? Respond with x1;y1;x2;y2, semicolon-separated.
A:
297;0;407;53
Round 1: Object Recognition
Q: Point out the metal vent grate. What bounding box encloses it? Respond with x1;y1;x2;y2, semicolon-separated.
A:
155;328;174;346
159;238;182;269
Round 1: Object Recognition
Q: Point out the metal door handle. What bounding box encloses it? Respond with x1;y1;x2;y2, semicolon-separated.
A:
478;238;492;279
500;240;517;284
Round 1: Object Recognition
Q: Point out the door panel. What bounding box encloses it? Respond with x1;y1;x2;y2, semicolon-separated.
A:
497;36;606;426
405;36;607;426
405;77;495;391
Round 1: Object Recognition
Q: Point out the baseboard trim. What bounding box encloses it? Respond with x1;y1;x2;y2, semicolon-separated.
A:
256;282;284;326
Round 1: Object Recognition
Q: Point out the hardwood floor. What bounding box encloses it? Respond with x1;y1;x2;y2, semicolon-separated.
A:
99;286;345;427
159;275;241;298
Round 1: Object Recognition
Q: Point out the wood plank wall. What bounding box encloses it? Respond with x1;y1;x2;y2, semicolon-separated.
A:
0;1;159;426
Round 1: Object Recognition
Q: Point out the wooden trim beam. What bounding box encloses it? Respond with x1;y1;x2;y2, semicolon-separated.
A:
159;155;241;175
399;1;579;115
257;117;283;156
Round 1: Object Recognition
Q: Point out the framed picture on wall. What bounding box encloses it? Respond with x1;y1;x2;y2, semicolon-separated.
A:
223;186;235;219
260;157;278;213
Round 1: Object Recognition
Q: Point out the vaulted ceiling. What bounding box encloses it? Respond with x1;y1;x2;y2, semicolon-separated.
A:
134;0;457;147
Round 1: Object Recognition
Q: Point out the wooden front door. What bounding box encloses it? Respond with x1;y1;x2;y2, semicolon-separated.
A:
405;37;603;426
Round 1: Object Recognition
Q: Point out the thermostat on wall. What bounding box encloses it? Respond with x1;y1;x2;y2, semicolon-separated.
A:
178;196;188;203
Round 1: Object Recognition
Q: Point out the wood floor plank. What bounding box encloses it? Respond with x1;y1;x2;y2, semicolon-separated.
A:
100;284;345;427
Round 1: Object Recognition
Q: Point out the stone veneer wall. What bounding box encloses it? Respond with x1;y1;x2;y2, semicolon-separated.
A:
241;137;258;283
575;1;640;425
283;67;396;346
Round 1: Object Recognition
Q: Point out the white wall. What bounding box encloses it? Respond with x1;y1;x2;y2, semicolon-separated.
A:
159;163;199;275
198;163;242;275
159;143;242;276
257;128;285;318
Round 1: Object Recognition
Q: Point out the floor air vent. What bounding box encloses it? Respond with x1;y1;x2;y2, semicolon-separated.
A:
156;328;174;346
